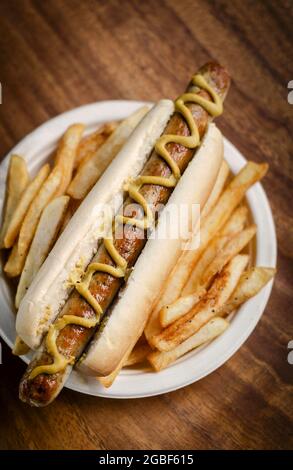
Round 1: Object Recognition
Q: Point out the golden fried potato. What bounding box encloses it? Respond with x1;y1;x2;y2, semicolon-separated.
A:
218;267;276;317
4;163;50;248
148;317;229;371
0;155;29;248
74;123;117;170
151;254;248;352
17;166;62;264
183;205;248;295
54;123;84;196
15;195;70;308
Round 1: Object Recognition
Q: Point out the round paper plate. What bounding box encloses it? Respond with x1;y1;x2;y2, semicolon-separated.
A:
0;100;277;399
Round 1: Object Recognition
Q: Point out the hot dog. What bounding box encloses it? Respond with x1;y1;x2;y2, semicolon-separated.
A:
18;62;230;406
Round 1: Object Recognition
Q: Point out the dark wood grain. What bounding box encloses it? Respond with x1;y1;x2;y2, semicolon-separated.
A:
0;0;292;450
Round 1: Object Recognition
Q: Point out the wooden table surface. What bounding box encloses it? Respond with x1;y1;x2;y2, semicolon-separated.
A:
0;0;292;450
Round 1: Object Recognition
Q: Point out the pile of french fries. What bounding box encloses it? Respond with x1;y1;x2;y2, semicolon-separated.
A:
0;107;149;355
107;160;276;383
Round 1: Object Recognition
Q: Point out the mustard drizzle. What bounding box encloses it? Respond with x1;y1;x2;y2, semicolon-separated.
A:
29;74;223;380
116;74;223;229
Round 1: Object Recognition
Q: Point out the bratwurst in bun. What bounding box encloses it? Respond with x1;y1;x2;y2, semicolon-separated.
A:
18;62;231;406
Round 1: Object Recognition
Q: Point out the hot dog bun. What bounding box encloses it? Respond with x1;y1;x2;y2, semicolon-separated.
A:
79;123;223;376
16;100;175;350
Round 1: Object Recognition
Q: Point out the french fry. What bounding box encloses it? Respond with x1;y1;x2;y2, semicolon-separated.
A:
15;195;70;308
123;342;152;367
201;160;229;219
0;155;29;248
145;162;268;344
162;212;251;326
74;123;117;169
220;205;248;237
98;369;120;388
54;123;84;196
218;267;276;317
153;267;275;361
151;254;249;352
148;317;229;371
4;243;26;277
160;239;270;327
3;164;50;248
17;166;62;264
199;225;256;290
183;205;248;295
144;237;203;342
12;336;30;356
68;106;150;199
160;286;206;328
187;162;267;268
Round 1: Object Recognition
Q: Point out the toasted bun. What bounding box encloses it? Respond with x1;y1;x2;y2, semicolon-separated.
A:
16;100;175;349
79;124;224;376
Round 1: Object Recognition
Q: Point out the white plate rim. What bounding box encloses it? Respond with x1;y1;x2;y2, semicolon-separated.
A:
0;100;277;399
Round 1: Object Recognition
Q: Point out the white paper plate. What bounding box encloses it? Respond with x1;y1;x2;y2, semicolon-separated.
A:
0;100;277;399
